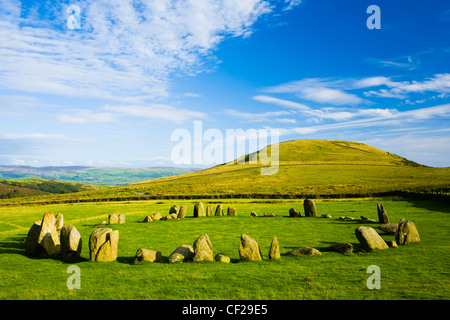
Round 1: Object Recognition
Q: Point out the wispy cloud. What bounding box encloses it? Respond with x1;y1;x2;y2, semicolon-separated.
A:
0;0;301;103
263;78;366;106
57;110;117;123
104;104;207;124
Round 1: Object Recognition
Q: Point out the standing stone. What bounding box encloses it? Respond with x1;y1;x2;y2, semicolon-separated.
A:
215;205;223;216
151;212;162;221
193;234;214;262
206;205;214;217
168;245;195;263
303;199;317;217
215;253;230;263
108;213;119;224
239;234;262;261
38;212;61;257
250;211;258;217
355;226;389;251
60;225;82;262
269;235;280;259
194;202;205;217
227;207;237;216
134;248;162;264
321;214;332;219
118;214;126;224
55;214;64;235
25;221;42;257
264;212;277;217
379;223;398;234
319;243;353;254
289;208;300;217
377;203;390;224
284;247;321;256
143;215;153;223
178;206;187;219
169;205;180;216
396;219;420;245
89;228;119;262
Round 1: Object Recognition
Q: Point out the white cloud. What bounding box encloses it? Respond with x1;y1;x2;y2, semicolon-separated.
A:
104;104;207;124
225;108;293;122
57;110;117;123
253;95;310;110
0;1;303;103
264;78;367;106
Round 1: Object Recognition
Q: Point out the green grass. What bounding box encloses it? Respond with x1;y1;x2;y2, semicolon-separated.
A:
0;198;449;300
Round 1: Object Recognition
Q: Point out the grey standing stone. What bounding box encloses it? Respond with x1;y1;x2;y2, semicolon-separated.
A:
60;225;82;262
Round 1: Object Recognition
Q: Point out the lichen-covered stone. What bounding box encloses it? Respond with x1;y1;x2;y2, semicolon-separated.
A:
89;228;119;262
396;219;420;245
168;245;195;263
60;225;82;262
355;226;389;251
38;212;61;257
194;202;205;217
238;234;262;261
193;234;214;262
303;199;317;217
284;247;321;256
269;235;280;259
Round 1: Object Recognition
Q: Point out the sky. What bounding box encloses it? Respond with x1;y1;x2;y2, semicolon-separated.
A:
0;0;449;168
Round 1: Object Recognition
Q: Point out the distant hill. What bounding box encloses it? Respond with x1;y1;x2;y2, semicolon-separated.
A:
0;166;200;186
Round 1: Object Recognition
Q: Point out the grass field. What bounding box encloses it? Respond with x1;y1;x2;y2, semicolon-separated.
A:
0;198;448;300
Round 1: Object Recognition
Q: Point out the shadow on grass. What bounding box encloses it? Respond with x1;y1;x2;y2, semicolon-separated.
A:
0;234;27;255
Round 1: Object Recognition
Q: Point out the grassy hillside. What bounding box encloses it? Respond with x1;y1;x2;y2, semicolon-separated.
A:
1;140;448;205
0;179;103;199
124;139;448;197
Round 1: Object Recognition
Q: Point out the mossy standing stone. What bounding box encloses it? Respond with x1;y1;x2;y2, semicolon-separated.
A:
25;221;42;257
289;208;300;217
168;245;194;263
239;234;262;261
206;205;214;217
60;225;82;262
303;199;317;217
355;226;389;251
377;203;390;224
194;202;205;217
89;228;119;262
215;205;223;216
134;248;162;264
178;206;187;219
269;235;280;259
396;219;420;245
38;212;61;257
193;234;214;262
227;207;237;216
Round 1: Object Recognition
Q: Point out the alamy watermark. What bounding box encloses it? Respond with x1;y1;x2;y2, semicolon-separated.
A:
66;265;81;289
66;5;81;30
171;121;279;175
366;265;381;290
366;5;381;30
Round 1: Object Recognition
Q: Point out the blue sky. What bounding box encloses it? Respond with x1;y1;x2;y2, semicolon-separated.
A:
0;0;449;168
